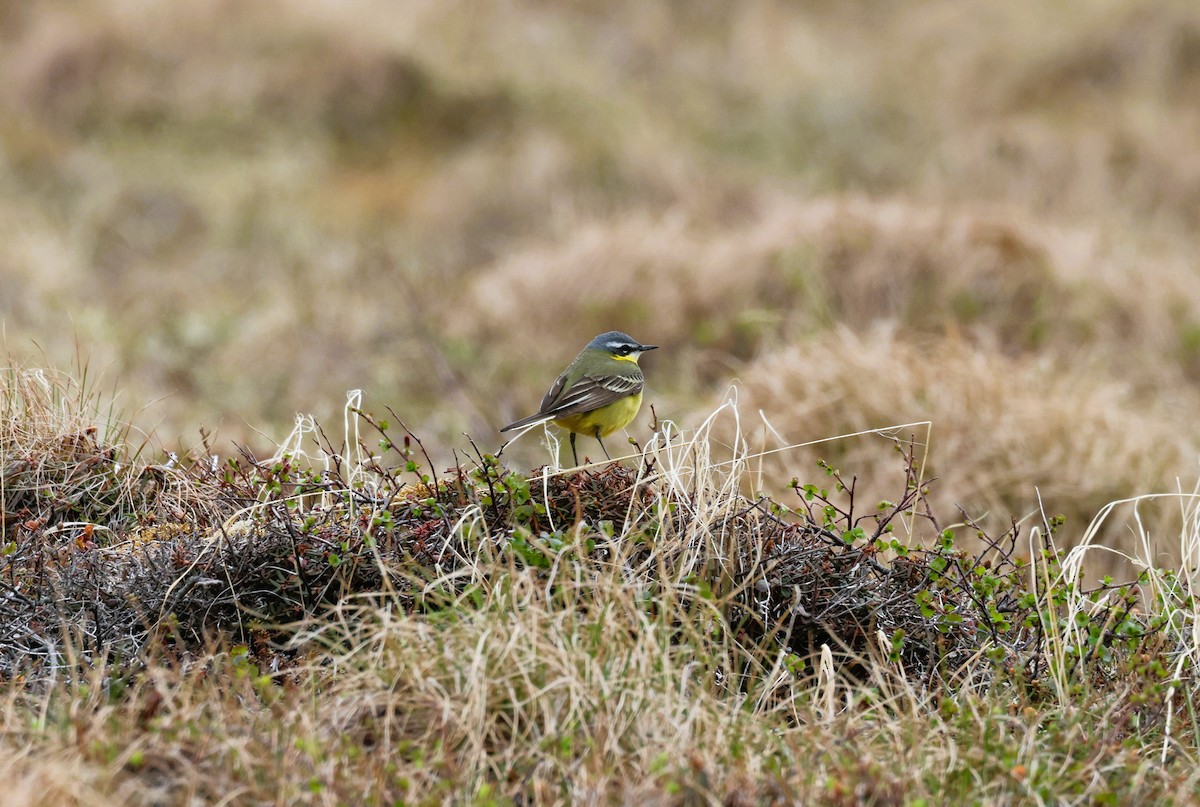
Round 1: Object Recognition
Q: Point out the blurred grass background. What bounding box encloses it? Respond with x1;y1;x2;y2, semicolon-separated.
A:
4;0;1200;560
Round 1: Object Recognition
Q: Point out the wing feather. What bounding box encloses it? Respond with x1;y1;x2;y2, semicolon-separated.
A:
538;371;570;414
499;369;643;432
500;370;643;432
539;372;642;419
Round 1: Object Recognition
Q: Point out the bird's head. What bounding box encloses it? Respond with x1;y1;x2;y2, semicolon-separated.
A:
587;331;658;363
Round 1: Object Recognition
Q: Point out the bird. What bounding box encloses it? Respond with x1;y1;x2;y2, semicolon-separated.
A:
500;331;657;466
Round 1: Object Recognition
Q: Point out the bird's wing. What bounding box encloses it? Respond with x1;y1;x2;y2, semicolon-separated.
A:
538;371;643;420
538;370;570;414
500;370;643;433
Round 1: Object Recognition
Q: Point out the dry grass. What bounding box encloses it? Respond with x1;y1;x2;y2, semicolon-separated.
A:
714;327;1200;573
0;365;1198;803
4;1;1200;799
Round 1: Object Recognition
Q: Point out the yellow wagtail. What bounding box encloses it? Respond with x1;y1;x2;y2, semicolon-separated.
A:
500;331;657;466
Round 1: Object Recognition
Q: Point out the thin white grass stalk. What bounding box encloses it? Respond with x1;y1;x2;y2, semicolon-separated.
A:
1059;494;1198;617
542;424;563;469
640;395;752;588
754;407;788;495
1046;495;1149;694
338;390;406;600
753;646;795;715
744;414;934;542
343;389;365;474
716;417;935;469
537;464;557;536
271;412;315;463
295;602;389;674
873;630;909;706
1159;484;1200;763
245;393;414;603
1027;523;1071;703
42;521;114;540
549;394;936;485
497;421;564;468
422;504;490;588
269;391;370;511
1038;487;1200;757
818;644;837;723
668;421;734;567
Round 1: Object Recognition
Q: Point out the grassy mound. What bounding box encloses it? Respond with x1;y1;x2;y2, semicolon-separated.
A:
1;367;1197;803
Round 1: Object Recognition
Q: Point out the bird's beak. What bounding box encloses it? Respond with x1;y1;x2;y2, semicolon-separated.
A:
641;344;658;352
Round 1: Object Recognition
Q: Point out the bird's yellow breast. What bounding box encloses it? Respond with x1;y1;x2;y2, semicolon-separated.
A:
553;391;644;438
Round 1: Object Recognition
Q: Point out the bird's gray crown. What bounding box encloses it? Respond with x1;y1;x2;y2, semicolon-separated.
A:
588;331;642;352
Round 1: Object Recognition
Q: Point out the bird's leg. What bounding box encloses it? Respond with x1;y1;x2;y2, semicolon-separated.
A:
570;432;579;467
595;428;611;460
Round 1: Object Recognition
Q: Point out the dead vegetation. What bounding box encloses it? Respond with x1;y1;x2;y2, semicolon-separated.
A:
0;366;1197;803
4;0;1200;801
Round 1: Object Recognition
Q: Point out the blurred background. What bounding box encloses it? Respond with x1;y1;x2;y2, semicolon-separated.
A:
4;0;1200;560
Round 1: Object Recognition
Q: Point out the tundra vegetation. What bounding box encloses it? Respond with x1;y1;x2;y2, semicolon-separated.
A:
3;1;1200;803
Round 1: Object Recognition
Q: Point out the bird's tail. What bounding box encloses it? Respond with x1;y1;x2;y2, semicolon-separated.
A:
499;412;555;433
